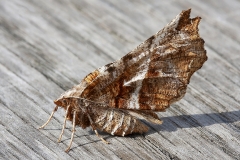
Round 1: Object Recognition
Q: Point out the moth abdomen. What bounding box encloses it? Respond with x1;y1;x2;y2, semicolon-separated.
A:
90;107;149;136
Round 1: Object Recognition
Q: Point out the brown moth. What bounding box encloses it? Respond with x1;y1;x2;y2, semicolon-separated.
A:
39;9;207;152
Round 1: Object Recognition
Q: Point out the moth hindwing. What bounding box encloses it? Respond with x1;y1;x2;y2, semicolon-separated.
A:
39;9;207;152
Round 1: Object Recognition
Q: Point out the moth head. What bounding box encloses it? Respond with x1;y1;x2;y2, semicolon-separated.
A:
54;88;76;107
54;97;68;107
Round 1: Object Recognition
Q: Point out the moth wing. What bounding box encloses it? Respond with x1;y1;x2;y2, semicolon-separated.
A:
124;110;163;124
63;9;207;111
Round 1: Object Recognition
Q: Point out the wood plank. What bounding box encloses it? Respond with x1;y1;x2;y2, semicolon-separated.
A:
0;0;239;159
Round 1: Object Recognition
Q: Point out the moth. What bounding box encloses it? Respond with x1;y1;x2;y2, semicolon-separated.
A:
39;9;207;152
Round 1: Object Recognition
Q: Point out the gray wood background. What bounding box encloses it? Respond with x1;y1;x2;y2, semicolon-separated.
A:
0;0;239;159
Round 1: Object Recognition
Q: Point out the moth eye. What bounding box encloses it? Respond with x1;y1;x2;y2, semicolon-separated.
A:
62;99;67;105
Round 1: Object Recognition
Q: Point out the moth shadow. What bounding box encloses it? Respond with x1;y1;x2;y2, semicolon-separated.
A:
61;129;112;145
70;132;112;151
146;110;240;134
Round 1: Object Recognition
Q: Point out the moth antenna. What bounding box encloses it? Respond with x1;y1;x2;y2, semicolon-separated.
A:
38;105;58;129
87;114;109;144
58;105;70;142
65;110;76;153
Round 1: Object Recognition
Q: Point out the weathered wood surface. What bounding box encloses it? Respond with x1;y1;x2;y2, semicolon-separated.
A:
0;0;239;159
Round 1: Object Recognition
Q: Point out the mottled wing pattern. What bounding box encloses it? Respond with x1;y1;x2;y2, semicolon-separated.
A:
64;9;207;111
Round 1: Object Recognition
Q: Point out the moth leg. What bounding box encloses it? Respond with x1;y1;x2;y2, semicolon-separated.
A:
58;105;70;142
87;114;109;144
65;110;76;153
39;105;58;129
94;129;109;144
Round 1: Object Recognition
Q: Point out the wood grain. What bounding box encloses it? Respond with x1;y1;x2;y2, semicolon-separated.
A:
0;0;239;159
